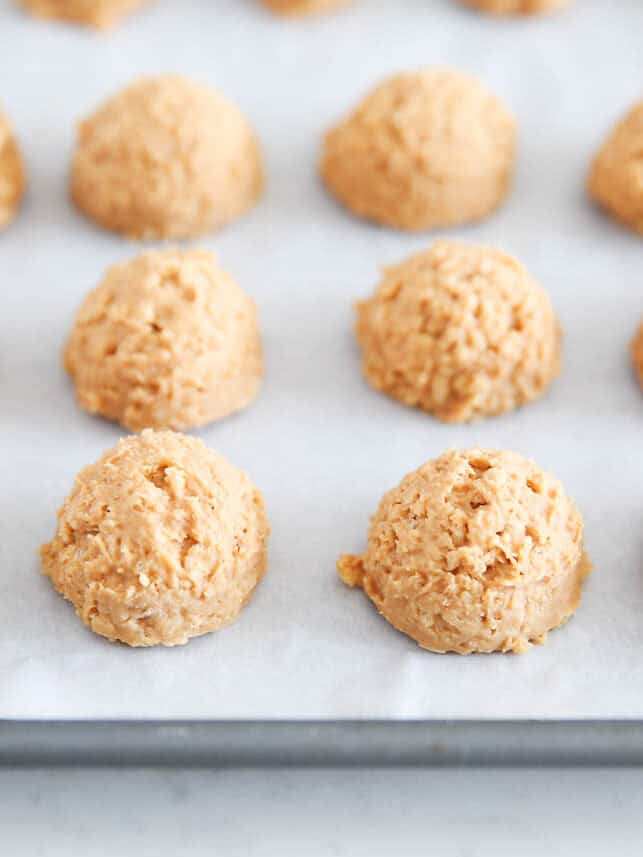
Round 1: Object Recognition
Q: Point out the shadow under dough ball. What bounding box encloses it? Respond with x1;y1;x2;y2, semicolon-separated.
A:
458;0;570;14
588;101;643;235
355;239;561;422
20;0;147;28
338;448;591;655
0;110;26;230
70;75;263;239
64;248;263;432
261;0;350;13
320;67;516;231
41;430;270;647
632;321;643;390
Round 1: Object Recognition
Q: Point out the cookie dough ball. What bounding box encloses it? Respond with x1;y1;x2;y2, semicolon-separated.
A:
338;449;590;654
41;431;270;647
71;75;263;239
355;240;560;422
320;68;516;231
20;0;146;28
64;249;262;432
458;0;568;14
589;101;643;235
632;321;643;389
261;0;349;14
0;110;25;229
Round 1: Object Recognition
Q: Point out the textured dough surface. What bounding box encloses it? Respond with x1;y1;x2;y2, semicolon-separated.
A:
338;448;590;654
588;101;643;235
355;239;561;422
320;68;516;231
41;430;270;647
71;75;263;239
632;321;643;389
262;0;349;13
459;0;568;14
20;0;146;28
65;249;263;432
0;110;25;230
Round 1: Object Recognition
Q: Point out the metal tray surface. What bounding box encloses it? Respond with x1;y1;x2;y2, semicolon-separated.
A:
2;721;643;768
2;0;643;766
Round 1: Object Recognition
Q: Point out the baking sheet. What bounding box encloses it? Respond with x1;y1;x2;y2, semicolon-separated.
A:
1;0;642;721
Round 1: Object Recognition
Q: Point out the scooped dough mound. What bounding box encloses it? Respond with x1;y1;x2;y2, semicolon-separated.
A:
20;0;146;28
71;75;263;239
338;448;590;654
320;68;516;231
262;0;349;13
632;321;643;389
0;110;25;230
588;101;643;235
355;240;560;422
64;249;262;432
41;430;270;647
459;0;568;14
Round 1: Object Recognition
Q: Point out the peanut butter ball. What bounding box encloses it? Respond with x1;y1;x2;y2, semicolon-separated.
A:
459;0;569;14
355;240;561;422
632;320;643;390
262;0;349;13
589;101;643;235
320;68;516;231
71;75;263;239
20;0;147;28
0;110;25;229
338;449;590;654
41;431;270;647
65;249;263;432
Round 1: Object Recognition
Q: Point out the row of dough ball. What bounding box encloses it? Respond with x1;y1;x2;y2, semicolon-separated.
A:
264;1;573;18
3;71;643;238
18;0;571;28
271;0;572;14
62;241;643;433
41;430;589;653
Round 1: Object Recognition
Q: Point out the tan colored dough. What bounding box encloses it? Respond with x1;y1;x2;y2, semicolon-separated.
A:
632;321;643;389
0;110;25;230
338;448;590;655
71;75;263;239
320;68;516;231
20;0;147;28
355;239;560;422
459;0;569;14
64;249;263;432
588;101;643;235
262;0;349;14
41;430;270;647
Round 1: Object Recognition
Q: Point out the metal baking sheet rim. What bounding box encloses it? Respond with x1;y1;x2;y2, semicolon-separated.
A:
2;720;643;768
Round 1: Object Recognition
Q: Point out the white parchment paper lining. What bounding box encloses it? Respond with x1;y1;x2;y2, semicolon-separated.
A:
1;0;642;719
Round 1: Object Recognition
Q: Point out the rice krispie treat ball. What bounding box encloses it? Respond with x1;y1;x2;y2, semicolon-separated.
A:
20;0;147;28
65;249;263;432
459;0;569;14
0;110;25;230
338;448;590;654
320;68;516;231
589;101;643;235
71;75;263;239
41;431;270;647
355;240;560;422
262;0;349;13
632;321;643;389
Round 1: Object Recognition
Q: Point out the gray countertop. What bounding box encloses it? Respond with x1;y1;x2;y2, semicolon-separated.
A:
3;768;643;855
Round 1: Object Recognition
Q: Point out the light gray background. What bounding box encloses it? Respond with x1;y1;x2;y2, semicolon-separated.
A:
1;0;642;719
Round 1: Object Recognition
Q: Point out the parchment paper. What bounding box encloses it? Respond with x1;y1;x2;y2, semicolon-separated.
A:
2;0;642;720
